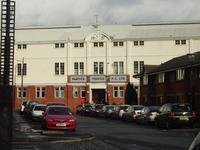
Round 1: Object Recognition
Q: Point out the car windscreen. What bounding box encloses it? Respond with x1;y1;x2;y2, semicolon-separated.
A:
47;103;65;107
84;105;92;109
95;105;104;109
119;106;129;110
34;106;46;111
172;105;191;112
48;107;71;115
133;106;144;110
149;106;160;112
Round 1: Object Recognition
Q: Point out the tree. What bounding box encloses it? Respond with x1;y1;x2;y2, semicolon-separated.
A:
125;82;138;105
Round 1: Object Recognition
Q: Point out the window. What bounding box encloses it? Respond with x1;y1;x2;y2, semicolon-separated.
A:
55;87;65;98
99;42;104;47
119;87;124;97
134;61;138;74
113;41;124;47
181;40;186;45
17;44;27;49
74;62;84;75
119;42;124;46
134;61;144;74
113;62;118;74
81;87;86;98
94;62;98;74
60;43;65;48
55;43;59;48
113;42;118;46
17;44;21;49
73;87;78;98
80;43;84;47
113;86;124;98
74;43;78;47
93;62;104;75
17;63;27;76
94;42;104;47
134;41;144;46
99;62;104;74
113;87;118;98
55;43;65;48
119;61;124;74
134;41;138;46
158;72;165;83
22;44;27;49
175;40;186;45
94;42;98;47
139;41;144;46
143;75;148;85
17;88;27;98
36;87;45;98
74;42;84;48
55;62;65;75
177;68;185;80
80;62;84;75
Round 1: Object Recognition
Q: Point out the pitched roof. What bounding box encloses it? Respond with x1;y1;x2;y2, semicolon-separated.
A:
15;21;200;42
148;51;200;74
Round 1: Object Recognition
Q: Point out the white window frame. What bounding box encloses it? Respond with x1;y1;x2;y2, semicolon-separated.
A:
36;87;45;98
177;68;185;80
113;86;124;98
158;72;165;83
54;87;65;98
55;62;65;75
17;87;27;98
73;87;78;98
81;87;86;98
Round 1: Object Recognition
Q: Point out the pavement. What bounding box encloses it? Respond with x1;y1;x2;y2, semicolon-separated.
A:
12;112;119;150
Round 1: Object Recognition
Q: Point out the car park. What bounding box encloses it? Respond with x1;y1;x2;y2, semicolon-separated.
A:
31;104;46;121
155;103;196;129
135;106;160;124
42;105;76;131
122;105;144;122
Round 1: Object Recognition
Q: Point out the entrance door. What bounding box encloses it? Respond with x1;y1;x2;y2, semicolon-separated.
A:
92;89;106;104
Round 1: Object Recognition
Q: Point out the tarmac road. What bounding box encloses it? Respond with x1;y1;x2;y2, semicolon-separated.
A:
13;112;199;150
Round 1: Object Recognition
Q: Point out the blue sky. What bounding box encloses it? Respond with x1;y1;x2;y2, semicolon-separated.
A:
15;0;200;26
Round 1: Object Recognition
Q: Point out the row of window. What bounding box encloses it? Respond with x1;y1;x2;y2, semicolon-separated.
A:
143;68;200;85
20;62;143;76
17;61;144;76
18;86;124;99
18;87;65;98
17;40;187;50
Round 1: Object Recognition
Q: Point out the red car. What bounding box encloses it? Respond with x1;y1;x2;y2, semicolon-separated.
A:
42;105;76;131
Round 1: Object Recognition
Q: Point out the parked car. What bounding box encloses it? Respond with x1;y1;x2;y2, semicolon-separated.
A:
46;102;66;107
42;105;76;131
110;105;129;120
98;105;115;118
79;104;93;116
155;103;196;129
90;104;104;117
31;104;46;121
20;100;28;114
135;106;160;124
23;101;38;119
122;105;144;122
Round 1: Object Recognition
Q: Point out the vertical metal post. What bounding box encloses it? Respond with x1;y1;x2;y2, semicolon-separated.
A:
0;0;15;150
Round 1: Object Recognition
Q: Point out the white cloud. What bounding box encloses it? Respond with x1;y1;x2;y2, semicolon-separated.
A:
15;0;200;26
